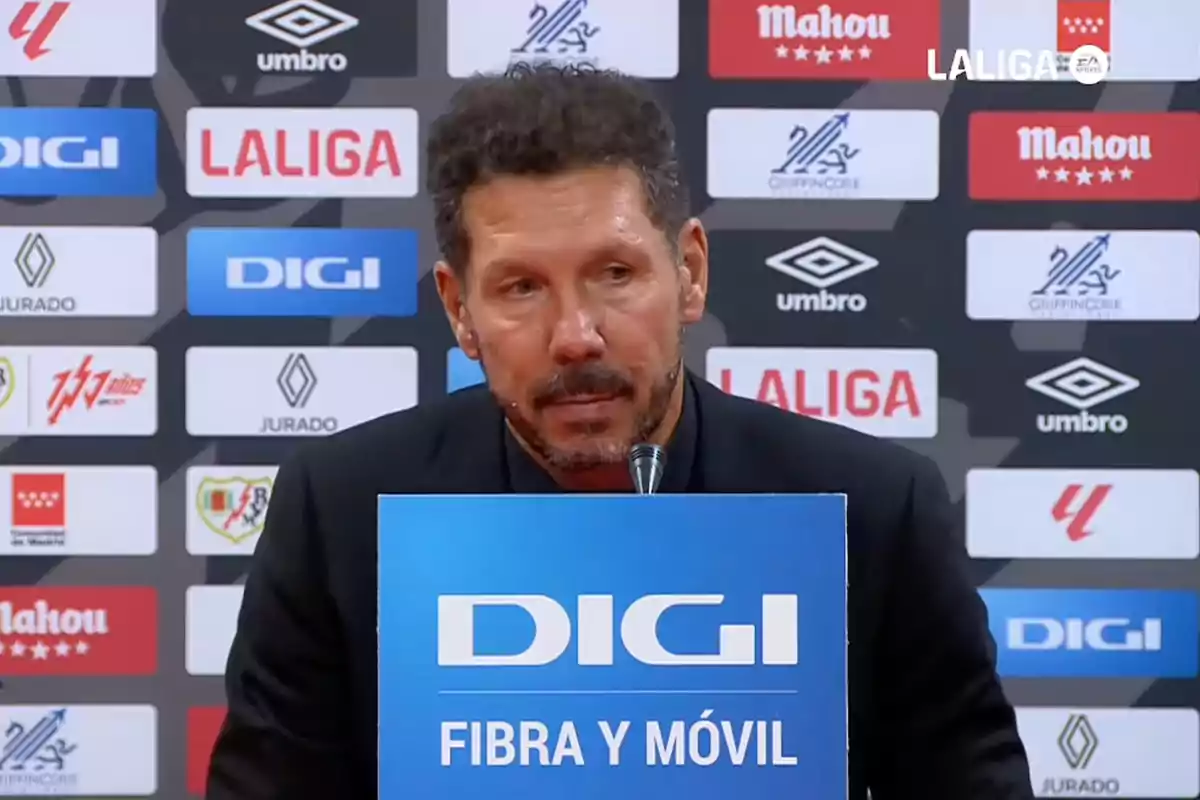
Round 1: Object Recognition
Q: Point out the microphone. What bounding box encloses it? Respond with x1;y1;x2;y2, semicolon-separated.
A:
628;443;666;495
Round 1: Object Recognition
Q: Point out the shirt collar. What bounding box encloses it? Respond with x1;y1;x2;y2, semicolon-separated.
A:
503;374;699;493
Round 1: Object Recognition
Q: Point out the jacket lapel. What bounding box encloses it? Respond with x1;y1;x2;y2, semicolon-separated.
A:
690;373;804;493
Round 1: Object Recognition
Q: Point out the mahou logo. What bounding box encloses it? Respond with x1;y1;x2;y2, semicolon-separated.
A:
969;112;1200;201
708;0;940;79
0;586;157;675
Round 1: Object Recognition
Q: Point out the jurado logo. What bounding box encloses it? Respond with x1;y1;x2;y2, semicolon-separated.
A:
260;352;337;434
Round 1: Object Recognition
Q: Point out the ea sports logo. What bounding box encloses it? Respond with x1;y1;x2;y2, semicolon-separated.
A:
1068;45;1110;85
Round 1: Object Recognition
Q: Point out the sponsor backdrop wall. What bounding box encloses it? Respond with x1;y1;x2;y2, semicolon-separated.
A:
0;0;1197;797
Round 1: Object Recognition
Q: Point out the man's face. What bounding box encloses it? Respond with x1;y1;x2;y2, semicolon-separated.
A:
435;165;708;471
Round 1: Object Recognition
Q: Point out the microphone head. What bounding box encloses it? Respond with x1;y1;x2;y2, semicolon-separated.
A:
628;443;666;495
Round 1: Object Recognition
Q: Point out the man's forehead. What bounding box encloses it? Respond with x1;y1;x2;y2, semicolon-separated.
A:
463;171;663;263
463;166;651;225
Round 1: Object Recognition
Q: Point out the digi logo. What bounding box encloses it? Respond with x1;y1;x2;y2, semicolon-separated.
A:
437;593;799;667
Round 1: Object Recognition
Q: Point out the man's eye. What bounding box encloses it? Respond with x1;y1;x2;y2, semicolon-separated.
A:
604;265;633;282
504;279;537;296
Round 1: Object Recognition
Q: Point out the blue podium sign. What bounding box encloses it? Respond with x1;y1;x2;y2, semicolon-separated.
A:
378;494;848;799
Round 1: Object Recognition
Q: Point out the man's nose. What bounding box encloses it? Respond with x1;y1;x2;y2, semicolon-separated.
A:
549;307;605;364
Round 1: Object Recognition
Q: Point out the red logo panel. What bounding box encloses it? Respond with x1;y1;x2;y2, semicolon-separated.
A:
0;586;157;675
188;707;226;796
969;112;1200;201
709;0;940;79
1057;0;1110;54
11;473;65;528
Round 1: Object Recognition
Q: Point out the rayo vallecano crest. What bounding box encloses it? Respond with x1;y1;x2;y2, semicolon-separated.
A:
196;475;273;543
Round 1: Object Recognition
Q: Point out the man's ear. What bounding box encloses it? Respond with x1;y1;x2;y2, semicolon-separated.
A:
675;219;709;324
434;262;479;358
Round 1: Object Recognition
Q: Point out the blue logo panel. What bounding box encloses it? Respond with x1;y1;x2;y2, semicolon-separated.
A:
446;347;485;392
186;228;418;317
981;588;1199;678
378;494;849;799
0;108;157;197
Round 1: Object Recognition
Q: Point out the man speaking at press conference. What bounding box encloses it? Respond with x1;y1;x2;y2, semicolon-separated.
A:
205;63;1033;799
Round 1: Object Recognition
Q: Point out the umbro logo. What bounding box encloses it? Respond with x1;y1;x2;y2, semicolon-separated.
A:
1027;357;1139;435
246;0;359;73
767;237;878;313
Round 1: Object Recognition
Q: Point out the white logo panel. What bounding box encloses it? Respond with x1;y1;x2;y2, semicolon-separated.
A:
0;466;157;556
967;230;1200;321
967;469;1200;559
1017;707;1199;797
0;226;158;317
706;347;939;438
186;466;279;556
447;0;679;78
969;0;1200;81
186;108;419;198
0;0;157;77
0;704;158;794
185;346;417;437
707;109;940;200
0;347;157;436
185;586;245;676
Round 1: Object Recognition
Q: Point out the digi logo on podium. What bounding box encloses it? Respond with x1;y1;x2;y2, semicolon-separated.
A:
377;494;849;798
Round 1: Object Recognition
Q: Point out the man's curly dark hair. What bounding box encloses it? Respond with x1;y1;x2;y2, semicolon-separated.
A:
425;62;691;273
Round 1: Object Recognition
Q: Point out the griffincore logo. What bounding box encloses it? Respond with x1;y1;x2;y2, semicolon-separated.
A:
928;45;1110;84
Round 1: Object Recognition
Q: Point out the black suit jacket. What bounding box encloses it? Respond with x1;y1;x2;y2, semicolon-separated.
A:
206;376;1033;799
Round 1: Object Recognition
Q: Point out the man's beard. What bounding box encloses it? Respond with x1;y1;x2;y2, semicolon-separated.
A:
492;359;681;472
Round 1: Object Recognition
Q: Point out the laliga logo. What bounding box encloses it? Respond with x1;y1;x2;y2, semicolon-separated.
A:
927;45;1109;85
438;594;799;667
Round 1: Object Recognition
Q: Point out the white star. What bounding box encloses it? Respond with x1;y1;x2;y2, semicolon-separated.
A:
815;45;833;64
31;641;49;660
1097;166;1114;182
1054;167;1071;182
1036;166;1050;180
776;44;789;59
858;45;872;59
793;45;809;60
54;641;71;657
74;640;89;655
1075;167;1093;184
11;641;26;657
838;45;854;61
1119;166;1134;180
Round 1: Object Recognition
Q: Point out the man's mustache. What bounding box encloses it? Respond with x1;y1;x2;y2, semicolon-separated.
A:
532;364;636;408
